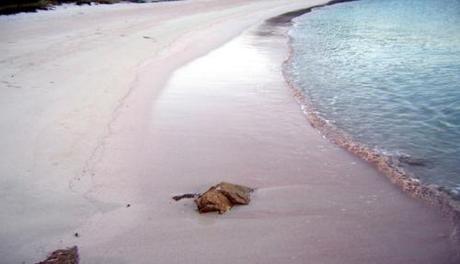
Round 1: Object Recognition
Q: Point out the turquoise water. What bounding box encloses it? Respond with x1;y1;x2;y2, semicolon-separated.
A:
288;0;460;198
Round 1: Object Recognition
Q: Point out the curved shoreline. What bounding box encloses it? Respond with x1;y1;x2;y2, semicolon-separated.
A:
268;1;460;245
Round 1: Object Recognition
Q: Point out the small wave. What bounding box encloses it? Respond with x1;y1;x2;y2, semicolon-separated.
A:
259;1;460;251
260;7;460;248
283;58;460;243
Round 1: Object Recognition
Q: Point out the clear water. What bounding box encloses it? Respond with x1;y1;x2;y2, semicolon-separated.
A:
288;0;460;197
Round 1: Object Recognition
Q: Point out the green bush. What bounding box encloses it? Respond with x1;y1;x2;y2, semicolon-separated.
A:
0;1;51;14
0;0;125;14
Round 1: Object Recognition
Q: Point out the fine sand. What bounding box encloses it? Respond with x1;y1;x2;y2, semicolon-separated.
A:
0;0;458;263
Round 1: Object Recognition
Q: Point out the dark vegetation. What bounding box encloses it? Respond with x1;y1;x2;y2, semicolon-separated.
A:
0;0;149;15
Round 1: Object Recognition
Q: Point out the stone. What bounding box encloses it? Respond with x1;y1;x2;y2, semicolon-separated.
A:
36;246;79;264
194;182;253;214
214;182;253;205
195;187;232;214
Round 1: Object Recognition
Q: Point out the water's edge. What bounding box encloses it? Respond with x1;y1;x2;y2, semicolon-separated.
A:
262;0;460;246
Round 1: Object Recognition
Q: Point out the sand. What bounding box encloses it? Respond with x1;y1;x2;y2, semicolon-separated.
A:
0;0;457;263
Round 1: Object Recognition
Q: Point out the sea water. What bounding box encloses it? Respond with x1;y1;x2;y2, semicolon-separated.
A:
287;0;460;198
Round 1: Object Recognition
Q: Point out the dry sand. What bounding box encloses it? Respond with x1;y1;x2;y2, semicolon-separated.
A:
0;0;458;263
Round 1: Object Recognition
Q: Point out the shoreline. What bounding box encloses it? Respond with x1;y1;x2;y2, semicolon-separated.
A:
265;0;356;26
79;3;458;262
271;1;460;245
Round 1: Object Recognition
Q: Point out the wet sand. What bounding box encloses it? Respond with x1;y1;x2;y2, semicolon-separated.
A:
0;0;458;263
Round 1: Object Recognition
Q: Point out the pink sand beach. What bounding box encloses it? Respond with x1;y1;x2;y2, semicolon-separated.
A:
0;0;458;263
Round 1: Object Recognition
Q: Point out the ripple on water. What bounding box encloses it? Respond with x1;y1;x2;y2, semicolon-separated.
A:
287;0;460;198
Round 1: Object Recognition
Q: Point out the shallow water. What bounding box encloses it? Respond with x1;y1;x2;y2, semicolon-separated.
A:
287;0;460;198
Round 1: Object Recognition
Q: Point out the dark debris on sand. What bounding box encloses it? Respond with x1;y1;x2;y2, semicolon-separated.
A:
36;246;79;264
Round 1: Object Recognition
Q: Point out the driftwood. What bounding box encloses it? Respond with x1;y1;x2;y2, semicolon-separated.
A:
172;193;199;201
